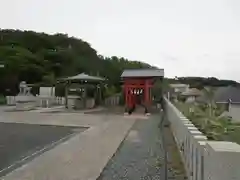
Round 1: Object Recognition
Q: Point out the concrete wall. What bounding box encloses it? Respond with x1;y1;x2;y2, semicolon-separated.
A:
39;87;55;97
6;96;65;107
229;103;240;122
164;97;240;180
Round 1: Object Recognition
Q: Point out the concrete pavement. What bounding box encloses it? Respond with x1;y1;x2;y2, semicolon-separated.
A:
0;111;136;180
0;123;84;177
0;112;111;127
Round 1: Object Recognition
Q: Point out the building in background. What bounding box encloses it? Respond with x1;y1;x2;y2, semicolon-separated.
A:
213;86;240;122
181;88;202;103
170;84;189;93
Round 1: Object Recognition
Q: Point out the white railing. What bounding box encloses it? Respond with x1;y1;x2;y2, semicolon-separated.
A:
164;97;240;180
6;96;16;105
105;95;120;106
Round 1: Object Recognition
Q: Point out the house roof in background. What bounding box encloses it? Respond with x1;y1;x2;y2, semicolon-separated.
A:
181;88;202;96
121;69;164;78
214;86;240;103
170;84;189;88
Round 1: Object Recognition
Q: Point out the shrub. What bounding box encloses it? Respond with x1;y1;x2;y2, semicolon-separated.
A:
0;94;6;105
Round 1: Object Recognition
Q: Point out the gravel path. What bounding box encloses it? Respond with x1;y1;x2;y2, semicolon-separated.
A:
98;115;178;180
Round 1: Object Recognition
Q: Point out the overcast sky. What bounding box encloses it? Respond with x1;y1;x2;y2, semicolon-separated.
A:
1;0;240;80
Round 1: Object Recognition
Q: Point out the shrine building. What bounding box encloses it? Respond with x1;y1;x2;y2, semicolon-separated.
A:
121;68;164;114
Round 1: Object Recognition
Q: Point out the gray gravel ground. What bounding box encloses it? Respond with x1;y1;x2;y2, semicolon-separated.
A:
98;115;185;180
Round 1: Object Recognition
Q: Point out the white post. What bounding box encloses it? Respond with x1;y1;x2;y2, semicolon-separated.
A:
204;141;240;180
196;141;206;180
46;100;49;108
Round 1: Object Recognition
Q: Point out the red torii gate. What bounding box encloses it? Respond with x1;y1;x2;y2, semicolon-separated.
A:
123;78;152;109
121;69;164;114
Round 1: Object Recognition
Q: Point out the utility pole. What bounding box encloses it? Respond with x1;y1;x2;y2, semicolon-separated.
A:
0;64;5;105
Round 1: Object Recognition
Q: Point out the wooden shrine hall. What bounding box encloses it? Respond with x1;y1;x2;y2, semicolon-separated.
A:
121;69;164;114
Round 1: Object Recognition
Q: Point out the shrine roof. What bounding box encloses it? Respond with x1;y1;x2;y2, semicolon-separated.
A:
121;69;164;78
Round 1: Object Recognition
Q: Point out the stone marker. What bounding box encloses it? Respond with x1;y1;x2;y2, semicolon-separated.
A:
15;81;37;111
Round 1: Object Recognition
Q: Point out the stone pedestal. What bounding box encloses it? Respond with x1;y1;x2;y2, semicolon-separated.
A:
15;81;37;111
38;96;55;108
16;101;36;111
86;98;95;109
15;94;37;111
67;95;79;109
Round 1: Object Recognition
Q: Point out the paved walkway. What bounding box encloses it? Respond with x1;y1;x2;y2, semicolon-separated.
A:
0;109;185;180
97;115;169;180
0;111;111;127
0;111;136;180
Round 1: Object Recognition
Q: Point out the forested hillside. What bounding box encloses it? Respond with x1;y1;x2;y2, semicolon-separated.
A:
0;29;238;95
174;77;239;89
0;29;152;94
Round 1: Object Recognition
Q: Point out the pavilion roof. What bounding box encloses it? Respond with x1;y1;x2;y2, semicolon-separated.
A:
62;73;105;82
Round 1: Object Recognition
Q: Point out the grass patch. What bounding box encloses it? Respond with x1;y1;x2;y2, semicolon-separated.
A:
165;125;187;179
168;144;185;175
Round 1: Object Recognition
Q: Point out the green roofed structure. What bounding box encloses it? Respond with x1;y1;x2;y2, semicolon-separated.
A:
59;73;105;110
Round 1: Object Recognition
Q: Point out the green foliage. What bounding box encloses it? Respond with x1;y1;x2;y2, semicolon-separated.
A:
177;95;187;102
55;83;65;97
152;79;162;99
104;85;117;98
198;104;208;111
42;73;55;86
0;29;153;95
175;102;240;143
119;93;125;105
190;82;205;90
215;104;226;117
161;78;171;93
0;94;6;105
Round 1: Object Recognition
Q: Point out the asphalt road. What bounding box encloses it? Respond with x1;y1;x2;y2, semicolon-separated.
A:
0;122;86;177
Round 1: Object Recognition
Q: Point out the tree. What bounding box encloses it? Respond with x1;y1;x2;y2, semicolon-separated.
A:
42;73;56;86
202;87;216;117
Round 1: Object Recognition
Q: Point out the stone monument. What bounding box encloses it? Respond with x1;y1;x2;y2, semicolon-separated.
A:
15;81;37;111
38;87;56;108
